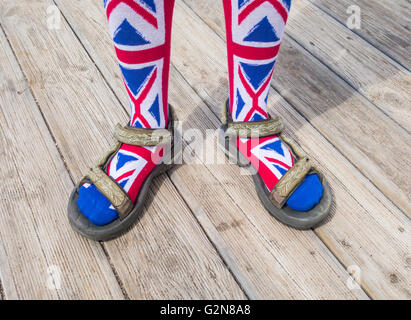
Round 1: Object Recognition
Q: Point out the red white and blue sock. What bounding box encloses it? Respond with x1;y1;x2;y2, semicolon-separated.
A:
223;0;323;211
78;0;175;225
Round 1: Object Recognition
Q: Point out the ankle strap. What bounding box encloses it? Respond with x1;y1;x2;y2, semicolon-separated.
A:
221;98;284;138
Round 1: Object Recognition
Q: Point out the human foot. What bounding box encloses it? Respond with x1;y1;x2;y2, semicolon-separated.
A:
77;143;163;226
74;0;176;227
236;135;323;211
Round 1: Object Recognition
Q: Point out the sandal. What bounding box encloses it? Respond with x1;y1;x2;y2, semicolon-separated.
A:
218;99;332;229
68;106;180;241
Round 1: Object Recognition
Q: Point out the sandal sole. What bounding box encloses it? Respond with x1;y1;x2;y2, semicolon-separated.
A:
217;129;333;230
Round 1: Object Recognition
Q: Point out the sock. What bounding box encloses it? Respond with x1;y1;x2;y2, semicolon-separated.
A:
222;0;323;211
77;0;175;225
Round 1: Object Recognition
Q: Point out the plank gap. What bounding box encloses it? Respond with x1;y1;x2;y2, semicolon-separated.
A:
0;18;124;299
180;0;410;219
166;171;252;299
52;0;244;299
99;243;130;300
308;0;411;72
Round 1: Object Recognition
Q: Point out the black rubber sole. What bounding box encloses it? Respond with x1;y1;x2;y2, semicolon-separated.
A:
68;126;182;241
68;161;173;241
217;129;332;230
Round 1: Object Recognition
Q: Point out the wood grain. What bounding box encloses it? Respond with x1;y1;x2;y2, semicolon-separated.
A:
0;0;245;299
287;0;411;131
182;0;411;218
310;0;411;70
173;0;410;299
0;0;409;299
0;27;124;299
54;0;369;299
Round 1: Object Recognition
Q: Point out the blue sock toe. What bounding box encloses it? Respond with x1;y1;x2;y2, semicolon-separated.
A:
286;174;323;212
77;184;119;226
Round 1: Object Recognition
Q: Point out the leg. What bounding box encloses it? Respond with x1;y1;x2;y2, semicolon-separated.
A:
77;0;175;225
222;0;323;211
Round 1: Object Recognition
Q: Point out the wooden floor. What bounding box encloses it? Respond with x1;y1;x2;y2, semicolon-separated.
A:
0;0;409;299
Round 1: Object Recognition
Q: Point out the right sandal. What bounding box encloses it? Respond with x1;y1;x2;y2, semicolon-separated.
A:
218;99;332;229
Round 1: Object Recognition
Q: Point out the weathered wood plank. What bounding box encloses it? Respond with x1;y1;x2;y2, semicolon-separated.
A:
169;68;368;299
55;0;369;299
182;0;411;217
287;0;411;131
0;0;245;299
379;0;411;22
172;0;410;299
0;27;124;299
185;0;411;132
310;0;411;70
273;38;411;217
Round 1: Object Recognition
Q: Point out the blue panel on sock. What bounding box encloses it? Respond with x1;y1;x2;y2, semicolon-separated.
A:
282;0;291;11
140;0;156;12
113;19;150;46
120;65;155;97
235;89;245;119
240;60;275;91
103;0;108;8
286;174;323;211
118;180;128;188
243;17;280;43
264;91;269;105
250;112;265;121
134;119;144;128
274;164;287;176
238;0;250;9
77;184;119;226
148;95;161;125
116;153;138;171
261;139;284;156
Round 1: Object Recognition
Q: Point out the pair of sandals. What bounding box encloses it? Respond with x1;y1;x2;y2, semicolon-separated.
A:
68;102;332;241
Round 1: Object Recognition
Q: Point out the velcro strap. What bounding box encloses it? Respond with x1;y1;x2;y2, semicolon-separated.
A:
221;98;283;138
86;167;133;219
225;117;284;138
269;157;313;208
114;124;172;146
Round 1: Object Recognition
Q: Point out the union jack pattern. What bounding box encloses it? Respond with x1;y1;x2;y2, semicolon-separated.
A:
104;0;173;199
224;0;291;121
78;0;174;225
108;144;164;201
223;0;293;191
105;0;173;128
81;144;163;216
237;136;294;190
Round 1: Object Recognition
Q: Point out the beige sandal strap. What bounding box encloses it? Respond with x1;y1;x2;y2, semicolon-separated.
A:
225;117;284;138
269;157;313;208
270;133;323;208
86;167;133;219
221;98;284;138
114;124;172;146
78;106;177;220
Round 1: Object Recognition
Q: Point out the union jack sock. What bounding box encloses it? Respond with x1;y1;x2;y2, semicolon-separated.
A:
77;0;175;225
222;0;323;211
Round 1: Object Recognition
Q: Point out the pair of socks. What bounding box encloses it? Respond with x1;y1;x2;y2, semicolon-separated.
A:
78;0;322;226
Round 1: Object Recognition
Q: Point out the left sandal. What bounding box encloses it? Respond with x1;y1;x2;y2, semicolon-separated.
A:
67;106;180;241
218;99;332;229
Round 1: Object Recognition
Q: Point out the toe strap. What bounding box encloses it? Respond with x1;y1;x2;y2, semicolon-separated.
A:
77;105;178;220
86;167;133;220
270;157;313;209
